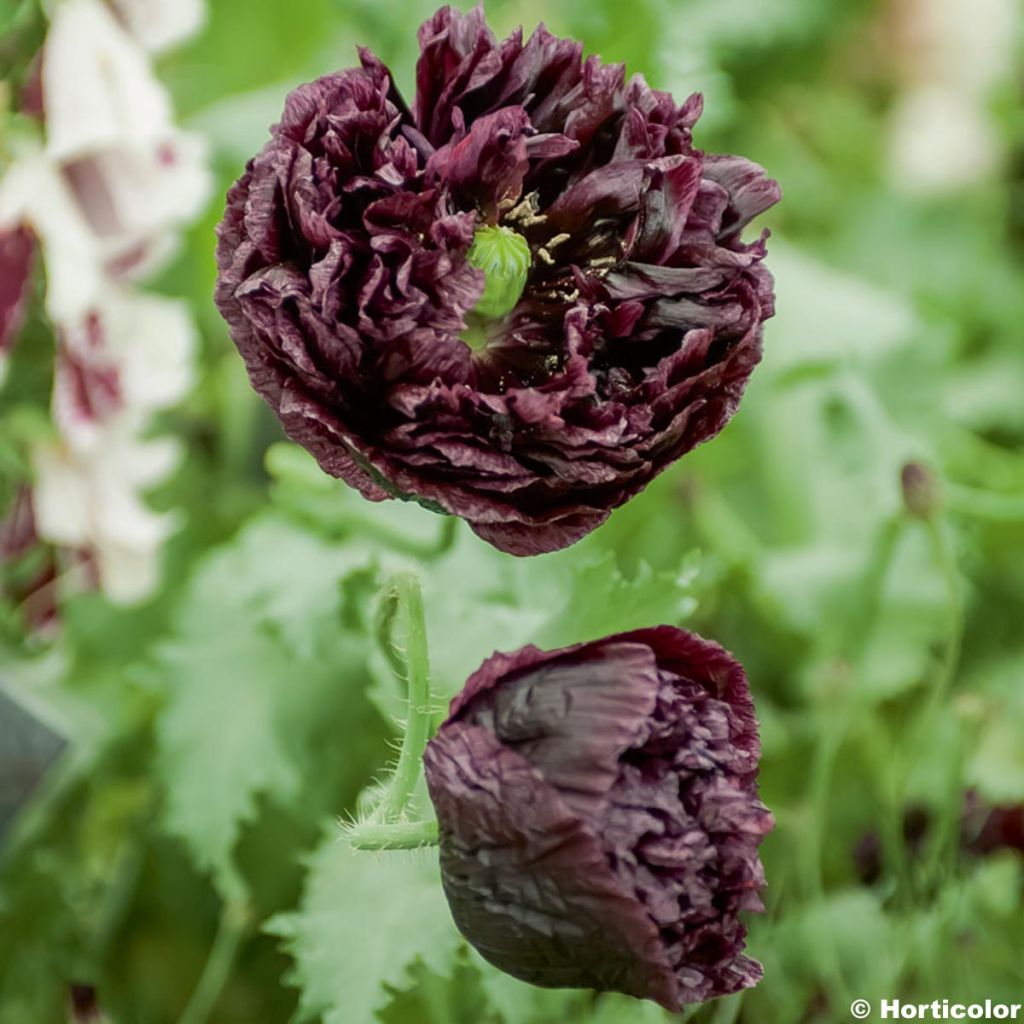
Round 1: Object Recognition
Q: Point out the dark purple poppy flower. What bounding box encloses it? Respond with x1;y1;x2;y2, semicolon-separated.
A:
422;626;773;1008
215;6;779;555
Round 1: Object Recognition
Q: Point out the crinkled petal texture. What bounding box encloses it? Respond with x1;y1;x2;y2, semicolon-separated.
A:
215;5;780;555
423;627;774;1009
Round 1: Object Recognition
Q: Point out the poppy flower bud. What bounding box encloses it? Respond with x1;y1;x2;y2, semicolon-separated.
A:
901;461;941;520
423;627;773;1009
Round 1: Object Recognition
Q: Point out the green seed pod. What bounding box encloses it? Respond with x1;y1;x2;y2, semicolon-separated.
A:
466;225;531;320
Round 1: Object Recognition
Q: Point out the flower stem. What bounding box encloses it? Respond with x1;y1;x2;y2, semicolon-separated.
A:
908;516;966;897
176;898;250;1024
352;573;440;850
347;818;439;851
801;514;905;1010
922;518;964;706
840;513;905;661
806;514;904;893
376;572;433;823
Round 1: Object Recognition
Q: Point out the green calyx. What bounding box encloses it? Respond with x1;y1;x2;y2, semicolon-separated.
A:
466;225;531;323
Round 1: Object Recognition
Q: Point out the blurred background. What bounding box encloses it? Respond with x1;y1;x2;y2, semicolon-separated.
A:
1;0;1023;1021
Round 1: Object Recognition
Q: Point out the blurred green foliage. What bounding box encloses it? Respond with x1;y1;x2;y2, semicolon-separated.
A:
2;0;1024;1021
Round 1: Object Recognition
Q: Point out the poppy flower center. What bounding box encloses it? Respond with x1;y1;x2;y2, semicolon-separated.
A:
461;225;531;351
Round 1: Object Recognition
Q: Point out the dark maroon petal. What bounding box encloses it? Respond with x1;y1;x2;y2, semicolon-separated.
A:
425;628;773;1009
415;5;499;145
701;155;783;237
469;510;607;557
631;156;703;263
214;7;779;556
425;106;577;219
602;263;728;301
424;724;679;1006
545;161;647;230
0;227;35;363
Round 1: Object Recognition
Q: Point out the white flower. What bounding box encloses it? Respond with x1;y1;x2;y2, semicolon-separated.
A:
108;0;206;54
64;131;210;278
1;0;212;299
52;287;197;453
32;430;180;604
42;0;211;275
888;86;1000;196
44;0;173;160
0;145;104;322
2;0;208;610
32;283;195;602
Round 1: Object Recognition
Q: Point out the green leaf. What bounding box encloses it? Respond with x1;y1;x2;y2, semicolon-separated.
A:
269;836;462;1024
969;712;1024;805
589;993;675;1023
265;441;448;555
766;241;918;376
530;549;698;651
468;950;583;1024
153;514;375;896
424;532;697;702
377;948;493;1024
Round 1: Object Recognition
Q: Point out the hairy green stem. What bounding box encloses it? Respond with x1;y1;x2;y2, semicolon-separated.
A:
347;818;439;851
377;572;434;823
356;571;441;852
